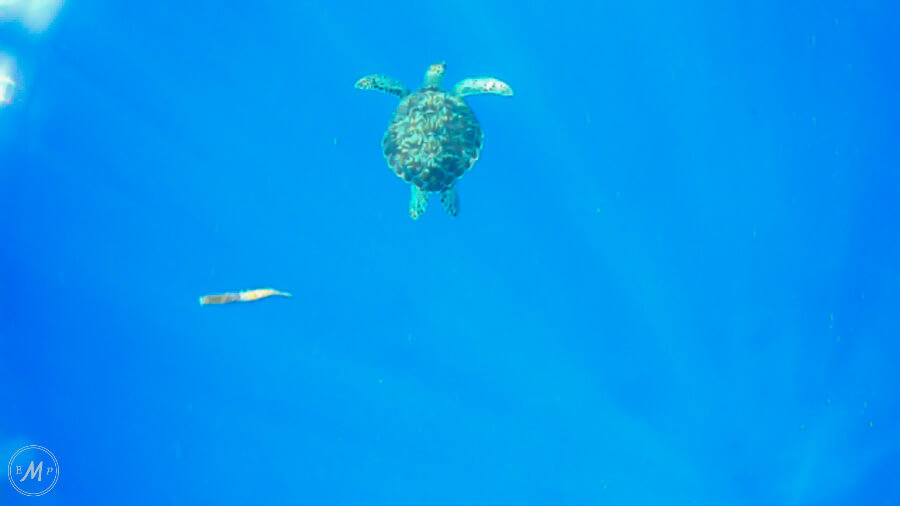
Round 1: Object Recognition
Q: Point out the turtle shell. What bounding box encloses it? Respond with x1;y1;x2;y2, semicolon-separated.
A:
382;88;483;192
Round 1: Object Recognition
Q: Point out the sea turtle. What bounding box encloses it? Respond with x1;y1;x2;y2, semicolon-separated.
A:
355;62;513;219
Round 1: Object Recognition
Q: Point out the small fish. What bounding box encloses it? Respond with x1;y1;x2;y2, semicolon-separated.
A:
199;288;292;305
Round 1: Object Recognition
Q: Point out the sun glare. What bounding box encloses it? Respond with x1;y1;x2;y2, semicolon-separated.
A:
0;57;15;106
0;0;63;33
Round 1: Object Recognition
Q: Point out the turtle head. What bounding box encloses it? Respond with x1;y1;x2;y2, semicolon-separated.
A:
423;61;446;89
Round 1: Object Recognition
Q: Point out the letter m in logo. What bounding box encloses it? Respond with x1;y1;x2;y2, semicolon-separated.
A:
19;461;43;482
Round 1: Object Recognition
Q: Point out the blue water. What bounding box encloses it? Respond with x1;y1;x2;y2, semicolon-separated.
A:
2;1;898;504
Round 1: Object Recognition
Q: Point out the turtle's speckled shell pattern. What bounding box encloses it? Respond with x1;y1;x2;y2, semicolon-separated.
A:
382;88;483;193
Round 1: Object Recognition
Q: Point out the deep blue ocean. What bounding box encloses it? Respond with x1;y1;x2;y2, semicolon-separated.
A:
1;1;898;504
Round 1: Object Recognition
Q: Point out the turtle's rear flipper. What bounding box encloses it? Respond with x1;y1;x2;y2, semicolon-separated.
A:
440;187;459;217
355;74;409;99
409;186;429;220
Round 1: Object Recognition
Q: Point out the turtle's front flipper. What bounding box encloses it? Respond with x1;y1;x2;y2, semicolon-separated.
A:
355;74;409;98
440;186;459;217
409;186;429;220
453;77;513;97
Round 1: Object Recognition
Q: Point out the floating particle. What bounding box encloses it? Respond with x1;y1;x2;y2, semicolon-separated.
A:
199;288;292;305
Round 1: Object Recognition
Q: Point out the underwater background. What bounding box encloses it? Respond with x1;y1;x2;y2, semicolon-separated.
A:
1;0;899;504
